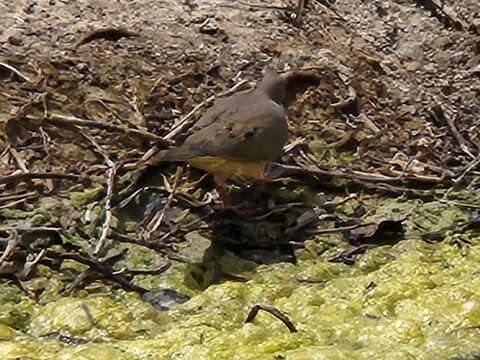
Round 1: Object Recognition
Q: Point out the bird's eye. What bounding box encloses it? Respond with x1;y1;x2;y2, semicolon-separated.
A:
244;127;259;139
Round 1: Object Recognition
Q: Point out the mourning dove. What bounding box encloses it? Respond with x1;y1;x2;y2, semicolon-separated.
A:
146;68;320;208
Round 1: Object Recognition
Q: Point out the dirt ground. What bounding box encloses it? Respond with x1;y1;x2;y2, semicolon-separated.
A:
1;0;480;359
1;0;479;181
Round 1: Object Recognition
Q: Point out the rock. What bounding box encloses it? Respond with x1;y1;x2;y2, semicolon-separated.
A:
140;289;190;310
8;36;23;46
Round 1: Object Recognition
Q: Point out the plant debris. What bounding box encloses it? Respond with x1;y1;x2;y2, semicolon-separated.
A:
75;28;140;48
245;303;298;333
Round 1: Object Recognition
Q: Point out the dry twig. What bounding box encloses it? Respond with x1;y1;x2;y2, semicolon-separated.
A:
75;27;140;48
245;304;297;333
0;191;38;204
0;62;32;82
219;2;288;11
110;230;189;263
9;148;29;173
428;105;475;159
0;230;20;266
79;132;117;256
21;249;46;279
294;0;306;24
454;156;480;184
45;249;148;294
40;113;167;143
143;167;184;240
0;171;81;185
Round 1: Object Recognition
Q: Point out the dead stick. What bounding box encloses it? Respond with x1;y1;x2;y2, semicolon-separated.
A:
0;226;61;233
315;223;374;234
428;105;475;159
0;172;81;185
79;132;117;256
0;199;31;210
0;191;38;203
454;156;480;184
223;1;288;10
45;250;148;294
0;230;20;266
446;115;475;159
110;230;189;263
41;113;168;144
294;0;305;24
21;248;46;279
0;62;32;82
95;164;116;256
9;148;29;173
146;167;183;235
245;304;297;333
117;186;165;208
116;262;171;276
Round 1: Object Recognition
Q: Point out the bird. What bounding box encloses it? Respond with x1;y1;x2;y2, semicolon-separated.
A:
143;68;321;209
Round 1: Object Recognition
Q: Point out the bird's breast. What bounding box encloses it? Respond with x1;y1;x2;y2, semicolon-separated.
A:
187;156;267;182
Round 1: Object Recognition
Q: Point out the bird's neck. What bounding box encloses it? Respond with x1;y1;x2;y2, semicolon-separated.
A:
257;73;286;106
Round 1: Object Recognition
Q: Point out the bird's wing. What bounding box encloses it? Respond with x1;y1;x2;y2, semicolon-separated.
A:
181;94;287;161
150;93;286;164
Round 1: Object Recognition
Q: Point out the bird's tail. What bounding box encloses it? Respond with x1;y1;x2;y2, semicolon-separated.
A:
145;146;198;166
119;145;198;193
120;145;198;174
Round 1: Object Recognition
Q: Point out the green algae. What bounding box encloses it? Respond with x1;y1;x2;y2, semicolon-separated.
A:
1;193;480;359
1;237;479;359
308;136;357;168
0;324;19;341
69;187;104;208
30;296;170;340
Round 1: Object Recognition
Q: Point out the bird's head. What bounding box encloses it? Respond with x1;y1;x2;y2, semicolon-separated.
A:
258;68;288;106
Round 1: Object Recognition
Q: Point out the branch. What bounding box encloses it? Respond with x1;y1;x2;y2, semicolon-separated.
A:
245;304;297;333
45;249;148;294
41;113;169;144
0;62;32;82
0;172;81;185
78;132;117;256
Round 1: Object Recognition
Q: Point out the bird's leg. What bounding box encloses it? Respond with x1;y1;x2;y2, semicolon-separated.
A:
214;175;249;214
216;181;232;208
213;174;234;209
254;164;270;190
255;178;267;191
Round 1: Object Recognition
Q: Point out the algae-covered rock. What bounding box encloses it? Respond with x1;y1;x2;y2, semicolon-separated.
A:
1;186;479;360
0;323;19;340
182;231;212;263
284;345;359;360
30;295;169;339
0;341;45;360
0;300;34;331
69;187;104;208
56;343;134;360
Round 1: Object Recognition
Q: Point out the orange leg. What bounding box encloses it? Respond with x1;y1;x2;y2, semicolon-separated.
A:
216;180;232;208
213;174;233;208
255;165;270;190
214;175;248;214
